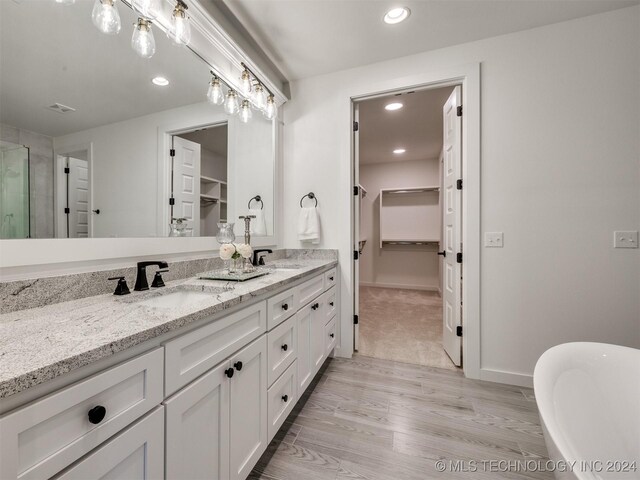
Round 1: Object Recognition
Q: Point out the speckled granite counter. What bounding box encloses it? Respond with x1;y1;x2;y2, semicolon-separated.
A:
0;255;337;399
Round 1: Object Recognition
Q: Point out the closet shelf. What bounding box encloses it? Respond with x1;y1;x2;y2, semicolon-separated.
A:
200;194;219;202
381;239;440;246
381;186;439;194
200;175;227;185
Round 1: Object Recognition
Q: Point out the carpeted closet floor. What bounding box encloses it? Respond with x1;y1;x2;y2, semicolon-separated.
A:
358;286;459;370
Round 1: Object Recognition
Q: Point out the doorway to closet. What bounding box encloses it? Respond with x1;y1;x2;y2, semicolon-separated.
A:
353;85;462;370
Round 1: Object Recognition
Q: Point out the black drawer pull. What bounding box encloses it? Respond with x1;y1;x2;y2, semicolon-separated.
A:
330;333;335;338
281;344;288;351
234;361;243;371
282;303;289;311
225;368;234;378
282;394;289;402
88;405;107;424
311;303;320;310
329;301;334;306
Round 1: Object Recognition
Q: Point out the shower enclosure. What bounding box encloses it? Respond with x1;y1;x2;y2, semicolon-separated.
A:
0;141;30;238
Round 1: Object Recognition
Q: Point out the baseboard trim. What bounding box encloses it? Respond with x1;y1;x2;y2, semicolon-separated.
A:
479;368;533;388
359;282;440;292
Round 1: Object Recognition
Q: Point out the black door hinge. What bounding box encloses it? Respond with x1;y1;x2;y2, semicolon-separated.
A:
169;197;175;206
169;148;176;157
354;314;359;325
456;179;462;190
64;167;70;174
64;207;70;214
354;250;359;260
456;326;462;337
354;186;359;196
456;105;463;117
353;121;359;132
456;252;462;263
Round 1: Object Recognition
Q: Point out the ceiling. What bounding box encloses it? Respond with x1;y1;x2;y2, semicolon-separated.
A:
0;0;209;138
359;86;453;165
220;0;639;81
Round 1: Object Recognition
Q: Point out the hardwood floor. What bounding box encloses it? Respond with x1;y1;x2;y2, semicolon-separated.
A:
250;355;552;480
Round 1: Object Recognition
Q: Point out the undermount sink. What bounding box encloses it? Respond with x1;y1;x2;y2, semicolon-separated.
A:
124;285;227;309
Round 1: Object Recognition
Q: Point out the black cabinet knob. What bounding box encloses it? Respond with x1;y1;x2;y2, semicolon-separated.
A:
329;302;334;306
88;405;107;424
330;333;335;338
311;303;320;310
234;361;243;371
225;368;234;378
329;276;334;281
281;344;288;351
282;303;289;311
282;394;288;402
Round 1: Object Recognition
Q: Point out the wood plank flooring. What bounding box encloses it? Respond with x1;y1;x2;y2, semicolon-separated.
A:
250;355;552;480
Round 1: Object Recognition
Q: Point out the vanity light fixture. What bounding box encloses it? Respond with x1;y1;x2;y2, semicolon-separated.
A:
385;102;403;111
131;18;156;59
167;0;191;46
240;69;253;96
224;89;240;115
264;95;277;120
393;148;406;154
239;100;253;123
131;0;161;20
383;7;410;24
92;0;122;35
152;76;169;86
207;75;225;106
252;83;267;110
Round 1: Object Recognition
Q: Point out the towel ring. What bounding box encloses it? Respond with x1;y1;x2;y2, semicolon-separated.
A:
248;195;264;210
300;192;318;208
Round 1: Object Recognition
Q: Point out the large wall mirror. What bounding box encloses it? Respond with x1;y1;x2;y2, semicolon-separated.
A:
0;0;277;245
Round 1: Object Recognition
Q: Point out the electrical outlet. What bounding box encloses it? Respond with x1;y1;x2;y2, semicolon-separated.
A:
614;231;638;249
484;232;504;248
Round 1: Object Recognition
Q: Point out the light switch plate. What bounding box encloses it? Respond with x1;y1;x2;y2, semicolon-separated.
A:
614;231;638;249
484;232;504;248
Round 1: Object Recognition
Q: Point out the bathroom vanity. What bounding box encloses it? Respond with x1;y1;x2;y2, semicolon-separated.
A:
0;257;338;480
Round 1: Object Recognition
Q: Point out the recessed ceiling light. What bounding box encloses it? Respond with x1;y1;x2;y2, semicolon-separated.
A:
385;102;403;111
393;148;406;154
152;76;169;86
384;7;410;25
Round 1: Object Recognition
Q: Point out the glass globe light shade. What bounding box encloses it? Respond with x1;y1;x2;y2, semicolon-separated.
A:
264;95;278;120
239;100;253;124
167;0;191;45
224;90;240;115
252;84;267;110
92;0;121;35
131;19;155;59
207;77;225;106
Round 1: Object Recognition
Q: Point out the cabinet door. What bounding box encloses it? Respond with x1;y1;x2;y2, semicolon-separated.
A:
54;407;164;480
296;303;314;392
310;293;327;375
164;362;230;480
229;336;268;480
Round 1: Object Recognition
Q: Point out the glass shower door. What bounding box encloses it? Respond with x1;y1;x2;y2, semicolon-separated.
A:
0;141;30;238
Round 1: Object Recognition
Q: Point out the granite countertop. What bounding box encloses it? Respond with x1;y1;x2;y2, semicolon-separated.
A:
0;258;337;399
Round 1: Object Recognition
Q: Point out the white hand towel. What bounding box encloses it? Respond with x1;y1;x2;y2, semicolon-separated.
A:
248;208;267;236
298;207;320;244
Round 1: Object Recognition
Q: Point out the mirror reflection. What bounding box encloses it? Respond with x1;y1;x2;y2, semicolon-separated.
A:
0;0;275;239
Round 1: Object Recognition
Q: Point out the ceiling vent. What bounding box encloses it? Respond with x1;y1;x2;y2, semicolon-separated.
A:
46;103;76;114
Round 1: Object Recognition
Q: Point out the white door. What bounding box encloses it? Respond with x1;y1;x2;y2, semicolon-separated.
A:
442;86;463;366
353;103;361;351
172;136;201;235
55;407;164;480
164;361;230;480
296;304;313;392
229;336;268;480
67;157;90;238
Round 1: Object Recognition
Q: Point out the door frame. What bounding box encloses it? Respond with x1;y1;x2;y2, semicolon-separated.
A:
349;63;480;380
54;143;93;239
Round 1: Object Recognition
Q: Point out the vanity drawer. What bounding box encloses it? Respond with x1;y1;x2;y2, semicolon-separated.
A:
324;268;337;290
267;361;297;442
0;348;163;480
325;316;337;355
297;273;325;308
164;301;267;396
324;286;337;322
267;287;298;330
267;315;297;386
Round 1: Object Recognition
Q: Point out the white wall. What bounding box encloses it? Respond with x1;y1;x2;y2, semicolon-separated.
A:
359;159;441;290
281;6;640;382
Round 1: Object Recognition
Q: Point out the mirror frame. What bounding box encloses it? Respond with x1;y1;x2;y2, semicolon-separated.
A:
0;0;286;278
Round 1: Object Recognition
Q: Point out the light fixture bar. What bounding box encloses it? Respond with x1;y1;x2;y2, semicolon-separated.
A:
240;61;274;98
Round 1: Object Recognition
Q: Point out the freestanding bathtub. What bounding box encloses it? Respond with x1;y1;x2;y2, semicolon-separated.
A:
534;342;640;480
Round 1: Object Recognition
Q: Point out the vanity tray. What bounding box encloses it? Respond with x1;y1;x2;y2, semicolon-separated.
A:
198;269;270;282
